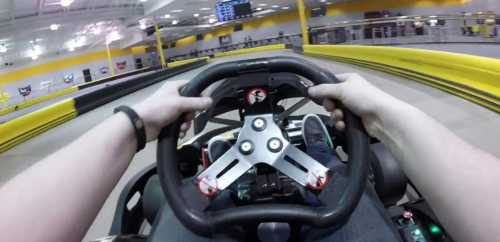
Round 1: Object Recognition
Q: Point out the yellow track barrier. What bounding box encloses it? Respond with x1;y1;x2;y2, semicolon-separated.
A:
0;86;78;116
167;57;211;68
0;99;77;153
0;67;151;117
303;45;500;113
215;44;286;58
0;59;205;154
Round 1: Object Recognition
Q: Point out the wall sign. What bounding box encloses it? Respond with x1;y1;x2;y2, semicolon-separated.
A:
99;66;109;74
18;85;32;97
40;81;54;90
63;73;75;84
116;61;127;70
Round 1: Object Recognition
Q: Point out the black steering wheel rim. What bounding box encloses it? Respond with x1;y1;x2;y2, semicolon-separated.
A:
156;56;370;237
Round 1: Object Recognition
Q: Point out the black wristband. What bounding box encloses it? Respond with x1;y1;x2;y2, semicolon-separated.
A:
114;106;146;152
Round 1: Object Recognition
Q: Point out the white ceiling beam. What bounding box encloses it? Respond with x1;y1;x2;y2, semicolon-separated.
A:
143;0;176;16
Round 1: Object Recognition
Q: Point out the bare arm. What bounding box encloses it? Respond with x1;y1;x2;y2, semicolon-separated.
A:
309;74;500;242
0;80;212;242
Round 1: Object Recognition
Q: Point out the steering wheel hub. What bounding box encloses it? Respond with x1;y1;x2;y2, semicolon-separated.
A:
197;114;331;192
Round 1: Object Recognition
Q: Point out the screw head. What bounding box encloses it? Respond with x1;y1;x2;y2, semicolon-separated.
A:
252;118;266;131
239;140;254;155
267;138;283;153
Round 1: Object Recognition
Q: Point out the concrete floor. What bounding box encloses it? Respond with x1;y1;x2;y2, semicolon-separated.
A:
0;50;498;241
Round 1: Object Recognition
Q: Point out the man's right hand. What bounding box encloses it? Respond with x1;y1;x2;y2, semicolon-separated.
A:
308;73;404;137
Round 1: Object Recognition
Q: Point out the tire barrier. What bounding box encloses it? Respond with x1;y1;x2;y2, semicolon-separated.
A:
78;67;155;90
0;67;155;117
303;45;500;113
74;60;207;115
0;59;208;154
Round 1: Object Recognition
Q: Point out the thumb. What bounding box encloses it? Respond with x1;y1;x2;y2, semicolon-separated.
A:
177;97;213;112
308;84;344;100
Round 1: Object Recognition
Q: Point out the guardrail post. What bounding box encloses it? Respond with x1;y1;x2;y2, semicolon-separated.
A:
155;24;168;69
105;43;116;76
297;0;310;45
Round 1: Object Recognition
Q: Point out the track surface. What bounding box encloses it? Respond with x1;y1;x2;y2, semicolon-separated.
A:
0;50;498;241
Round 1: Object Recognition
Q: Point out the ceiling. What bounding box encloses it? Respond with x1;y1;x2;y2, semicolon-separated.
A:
0;0;340;65
144;0;336;42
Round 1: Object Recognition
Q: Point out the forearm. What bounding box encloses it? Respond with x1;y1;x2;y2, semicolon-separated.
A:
372;99;500;242
0;113;136;242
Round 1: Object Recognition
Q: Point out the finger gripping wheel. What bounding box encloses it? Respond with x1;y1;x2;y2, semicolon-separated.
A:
157;56;370;237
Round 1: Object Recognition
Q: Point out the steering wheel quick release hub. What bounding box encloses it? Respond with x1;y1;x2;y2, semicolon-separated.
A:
196;114;331;192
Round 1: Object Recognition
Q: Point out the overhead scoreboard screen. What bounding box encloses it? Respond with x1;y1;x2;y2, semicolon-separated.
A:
215;0;252;22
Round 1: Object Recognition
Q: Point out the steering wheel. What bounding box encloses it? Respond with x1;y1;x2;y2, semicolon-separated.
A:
157;56;370;237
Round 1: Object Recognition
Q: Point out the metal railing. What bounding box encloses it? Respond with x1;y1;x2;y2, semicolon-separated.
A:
167;34;303;61
310;13;499;45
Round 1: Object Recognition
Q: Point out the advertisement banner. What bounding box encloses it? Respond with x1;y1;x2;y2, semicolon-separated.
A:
18;85;32;97
99;66;109;74
116;61;127;70
63;73;75;84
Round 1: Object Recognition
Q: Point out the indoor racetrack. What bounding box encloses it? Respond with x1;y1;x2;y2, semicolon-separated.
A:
1;50;499;241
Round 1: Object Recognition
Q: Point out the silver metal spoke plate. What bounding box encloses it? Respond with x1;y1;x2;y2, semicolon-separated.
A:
197;114;330;193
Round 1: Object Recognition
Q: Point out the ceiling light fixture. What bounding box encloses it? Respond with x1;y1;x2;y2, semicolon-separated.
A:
92;27;102;35
258;3;268;7
208;18;217;24
60;0;74;7
170;9;184;13
106;31;122;45
139;19;148;30
164;14;171;18
272;5;279;8
28;44;42;60
281;6;290;10
0;44;6;53
193;13;200;17
172;20;179;25
200;7;211;11
50;24;60;31
33;44;42;54
67;35;87;51
256;7;263;11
